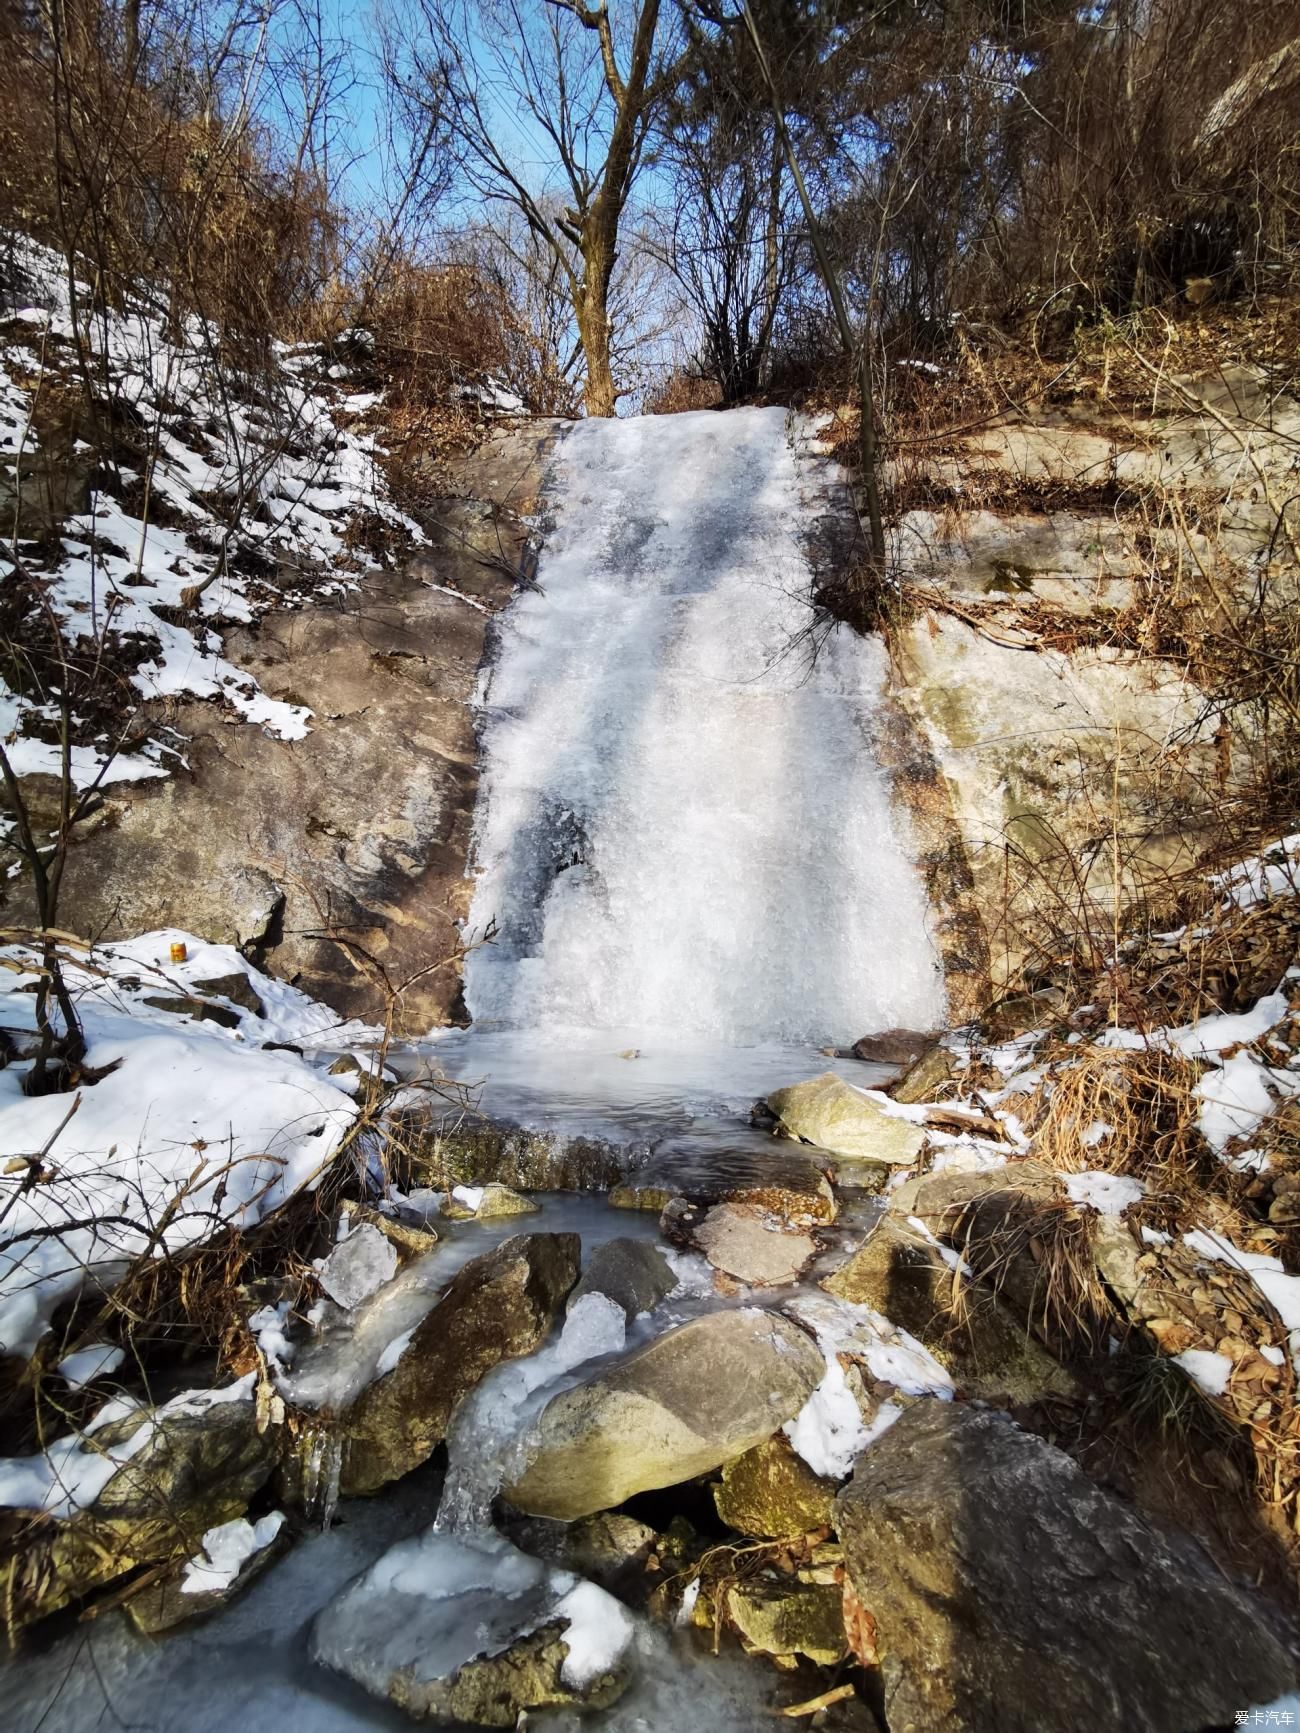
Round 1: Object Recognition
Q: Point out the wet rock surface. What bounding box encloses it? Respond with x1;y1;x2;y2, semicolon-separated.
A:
836;1399;1297;1731
666;1199;817;1289
503;1309;824;1520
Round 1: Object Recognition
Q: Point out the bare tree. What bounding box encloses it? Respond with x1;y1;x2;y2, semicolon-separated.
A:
384;0;683;415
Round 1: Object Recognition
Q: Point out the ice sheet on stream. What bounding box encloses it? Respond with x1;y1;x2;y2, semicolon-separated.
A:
462;408;945;1046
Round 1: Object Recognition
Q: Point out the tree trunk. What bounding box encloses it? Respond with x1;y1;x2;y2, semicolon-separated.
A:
577;234;617;417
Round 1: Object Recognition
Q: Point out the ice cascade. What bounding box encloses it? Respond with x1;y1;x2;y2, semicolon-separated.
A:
464;407;944;1044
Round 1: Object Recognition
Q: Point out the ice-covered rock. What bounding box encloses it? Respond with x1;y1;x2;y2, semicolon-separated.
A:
335;1233;580;1496
503;1308;823;1520
317;1222;398;1310
836;1400;1296;1730
126;1511;287;1634
311;1528;632;1725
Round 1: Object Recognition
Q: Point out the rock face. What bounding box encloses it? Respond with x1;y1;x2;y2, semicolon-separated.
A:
503;1309;824;1521
337;1233;580;1496
41;423;562;1032
567;1238;677;1321
713;1435;836;1538
767;1073;926;1167
312;1528;632;1727
836;1400;1296;1731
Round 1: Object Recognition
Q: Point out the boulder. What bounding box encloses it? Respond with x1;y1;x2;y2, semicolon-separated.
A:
568;1238;677;1321
767;1073;925;1167
503;1308;824;1520
713;1435;836;1539
475;1183;541;1218
886;1157;1059;1225
337;1233;580;1496
725;1576;848;1668
851;1028;940;1067
505;1510;658;1592
311;1528;632;1726
5;1378;274;1626
823;1217;1079;1407
669;1200;817;1289
191;972;266;1016
836;1400;1296;1731
891;1045;956;1105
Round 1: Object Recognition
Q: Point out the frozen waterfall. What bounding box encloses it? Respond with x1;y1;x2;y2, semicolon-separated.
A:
463;407;944;1047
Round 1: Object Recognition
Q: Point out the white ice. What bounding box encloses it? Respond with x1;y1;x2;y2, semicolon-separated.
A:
463;409;944;1046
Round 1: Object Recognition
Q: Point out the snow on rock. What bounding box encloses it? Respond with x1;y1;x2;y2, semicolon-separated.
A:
0;1374;255;1518
1062;1171;1145;1215
181;1511;286;1595
0;936;359;1358
781;1292;952;1479
1174;1349;1233;1397
55;1343;125;1389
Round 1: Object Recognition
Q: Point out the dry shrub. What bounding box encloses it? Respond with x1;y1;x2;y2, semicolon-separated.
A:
1025;1045;1212;1198
955;1191;1113;1361
644;367;723;415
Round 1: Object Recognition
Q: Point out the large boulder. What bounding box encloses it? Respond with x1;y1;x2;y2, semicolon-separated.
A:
503;1308;824;1520
567;1238;677;1321
335;1233;580;1496
312;1528;632;1726
767;1073;925;1167
836;1400;1296;1731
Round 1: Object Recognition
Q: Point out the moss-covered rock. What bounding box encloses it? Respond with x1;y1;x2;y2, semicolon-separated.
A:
725;1576;848;1667
713;1435;836;1538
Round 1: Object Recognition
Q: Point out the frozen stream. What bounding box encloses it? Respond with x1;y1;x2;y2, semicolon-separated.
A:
4;410;946;1729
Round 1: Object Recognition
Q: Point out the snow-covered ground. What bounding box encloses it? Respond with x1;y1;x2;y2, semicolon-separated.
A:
1;231;422;785
0;929;370;1360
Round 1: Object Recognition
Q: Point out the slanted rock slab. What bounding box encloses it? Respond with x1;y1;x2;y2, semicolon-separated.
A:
567;1237;676;1321
686;1201;817;1288
836;1399;1296;1731
338;1232;580;1496
767;1073;925;1167
503;1308;824;1520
